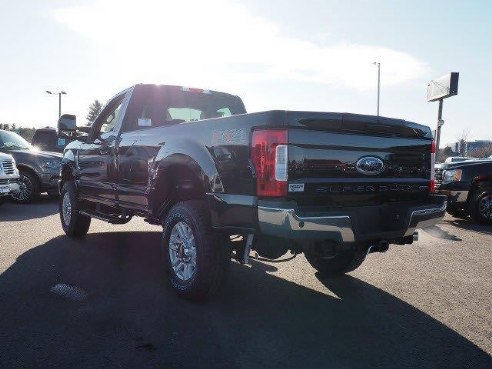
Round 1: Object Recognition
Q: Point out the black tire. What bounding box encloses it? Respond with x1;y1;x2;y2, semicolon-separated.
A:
59;181;91;237
470;191;492;225
0;197;5;206
162;200;230;300
304;241;367;276
10;169;40;203
447;207;468;219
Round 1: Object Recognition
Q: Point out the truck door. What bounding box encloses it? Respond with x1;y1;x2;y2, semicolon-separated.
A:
114;86;160;210
77;92;129;204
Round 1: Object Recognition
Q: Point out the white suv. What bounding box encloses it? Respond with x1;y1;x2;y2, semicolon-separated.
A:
0;152;20;204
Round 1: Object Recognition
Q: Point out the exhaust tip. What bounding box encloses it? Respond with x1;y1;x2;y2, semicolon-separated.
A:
413;231;419;242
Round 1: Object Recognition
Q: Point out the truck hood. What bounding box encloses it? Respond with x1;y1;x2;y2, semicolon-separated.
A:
7;149;62;165
0;152;14;161
445;159;492;170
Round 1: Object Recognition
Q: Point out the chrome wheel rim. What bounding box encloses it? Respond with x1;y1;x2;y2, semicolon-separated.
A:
478;195;492;220
11;174;32;201
169;221;197;281
62;192;72;225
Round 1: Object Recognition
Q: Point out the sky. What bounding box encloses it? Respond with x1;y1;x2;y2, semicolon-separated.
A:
0;0;491;146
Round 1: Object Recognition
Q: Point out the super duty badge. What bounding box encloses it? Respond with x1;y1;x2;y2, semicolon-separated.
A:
289;183;305;192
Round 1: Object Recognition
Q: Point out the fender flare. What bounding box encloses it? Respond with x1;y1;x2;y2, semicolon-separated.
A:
149;139;223;216
59;149;79;190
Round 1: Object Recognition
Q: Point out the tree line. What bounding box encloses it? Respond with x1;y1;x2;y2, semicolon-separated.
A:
0;100;103;142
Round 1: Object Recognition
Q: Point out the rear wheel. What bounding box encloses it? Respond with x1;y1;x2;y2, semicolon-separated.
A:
162;200;230;300
10;169;40;203
470;191;492;225
304;240;367;276
59;181;91;237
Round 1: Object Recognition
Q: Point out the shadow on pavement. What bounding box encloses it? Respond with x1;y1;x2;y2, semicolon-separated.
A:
443;218;492;237
422;225;462;241
0;231;490;369
0;194;58;222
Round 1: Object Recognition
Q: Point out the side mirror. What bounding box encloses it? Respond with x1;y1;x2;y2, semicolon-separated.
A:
58;114;77;131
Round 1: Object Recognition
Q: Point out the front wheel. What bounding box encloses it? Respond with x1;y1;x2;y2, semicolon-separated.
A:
59;182;91;237
162;200;230;300
470;191;492;225
304;240;367;276
10;169;40;203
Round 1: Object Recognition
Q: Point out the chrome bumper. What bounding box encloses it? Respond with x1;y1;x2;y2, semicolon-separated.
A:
258;206;356;242
0;182;20;196
403;200;447;236
258;197;447;243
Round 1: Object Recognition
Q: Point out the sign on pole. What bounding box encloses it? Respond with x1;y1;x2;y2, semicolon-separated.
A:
427;72;459;162
427;72;459;102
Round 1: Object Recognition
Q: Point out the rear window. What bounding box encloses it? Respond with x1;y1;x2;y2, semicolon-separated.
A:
162;89;244;122
33;131;66;151
123;86;246;131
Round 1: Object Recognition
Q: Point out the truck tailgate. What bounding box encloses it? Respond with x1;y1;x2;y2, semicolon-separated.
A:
286;112;433;208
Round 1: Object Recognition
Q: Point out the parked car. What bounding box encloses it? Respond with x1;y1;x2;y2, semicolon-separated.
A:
0;152;20;205
32;127;69;153
0;129;62;203
438;160;492;223
444;156;477;164
57;84;446;300
435;157;477;189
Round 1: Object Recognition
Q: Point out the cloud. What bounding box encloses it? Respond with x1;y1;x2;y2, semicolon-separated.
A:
54;0;427;91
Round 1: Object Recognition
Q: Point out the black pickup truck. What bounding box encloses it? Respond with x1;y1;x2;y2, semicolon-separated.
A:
437;160;492;223
57;84;446;300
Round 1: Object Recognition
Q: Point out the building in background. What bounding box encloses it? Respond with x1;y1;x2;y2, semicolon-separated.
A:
445;140;492;158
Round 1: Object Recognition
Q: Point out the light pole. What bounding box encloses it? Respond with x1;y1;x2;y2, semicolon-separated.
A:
373;62;381;116
46;90;67;118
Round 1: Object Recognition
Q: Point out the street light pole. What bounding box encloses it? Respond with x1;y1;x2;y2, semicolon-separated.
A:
46;90;67;118
373;62;381;116
435;99;444;162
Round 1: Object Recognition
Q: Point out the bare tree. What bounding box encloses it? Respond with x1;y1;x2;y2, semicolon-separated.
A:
455;128;471;156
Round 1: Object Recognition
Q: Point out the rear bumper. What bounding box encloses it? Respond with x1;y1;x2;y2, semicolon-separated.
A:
258;195;447;242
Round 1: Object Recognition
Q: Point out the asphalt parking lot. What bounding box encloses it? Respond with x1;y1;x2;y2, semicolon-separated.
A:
0;196;491;369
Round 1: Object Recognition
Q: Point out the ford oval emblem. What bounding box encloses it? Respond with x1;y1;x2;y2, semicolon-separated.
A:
356;156;385;175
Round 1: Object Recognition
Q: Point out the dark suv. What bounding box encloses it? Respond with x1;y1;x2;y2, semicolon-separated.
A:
438;160;492;224
0;129;62;203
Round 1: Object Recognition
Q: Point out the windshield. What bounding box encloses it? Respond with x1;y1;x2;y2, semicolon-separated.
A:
0;130;33;150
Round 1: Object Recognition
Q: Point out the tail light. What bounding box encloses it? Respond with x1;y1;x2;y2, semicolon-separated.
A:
430;140;436;192
431;140;437;154
251;129;288;197
429;179;436;193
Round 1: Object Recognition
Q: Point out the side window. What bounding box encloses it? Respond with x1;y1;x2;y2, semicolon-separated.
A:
92;95;126;139
100;101;124;135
